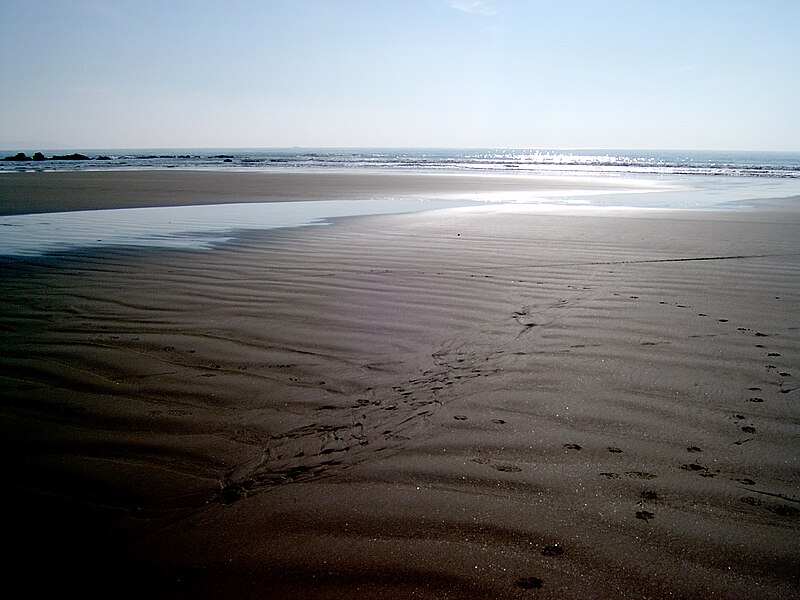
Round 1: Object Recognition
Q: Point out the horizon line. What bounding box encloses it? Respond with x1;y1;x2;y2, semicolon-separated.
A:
3;145;800;154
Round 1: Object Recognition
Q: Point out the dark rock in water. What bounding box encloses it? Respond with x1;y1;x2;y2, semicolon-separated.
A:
96;155;112;160
223;158;233;162
2;152;32;161
214;154;235;159
32;152;46;161
50;153;91;160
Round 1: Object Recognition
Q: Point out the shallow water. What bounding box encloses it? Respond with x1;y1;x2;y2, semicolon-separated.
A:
0;198;472;257
1;174;799;258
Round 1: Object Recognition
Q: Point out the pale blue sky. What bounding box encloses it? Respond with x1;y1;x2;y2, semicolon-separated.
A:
1;0;798;150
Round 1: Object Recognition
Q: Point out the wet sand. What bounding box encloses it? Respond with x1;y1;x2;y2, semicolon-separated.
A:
1;173;799;599
0;169;653;215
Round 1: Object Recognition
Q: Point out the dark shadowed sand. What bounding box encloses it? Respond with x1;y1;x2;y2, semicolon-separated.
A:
1;172;799;599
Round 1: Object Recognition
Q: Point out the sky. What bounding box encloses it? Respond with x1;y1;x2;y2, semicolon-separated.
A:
1;0;799;151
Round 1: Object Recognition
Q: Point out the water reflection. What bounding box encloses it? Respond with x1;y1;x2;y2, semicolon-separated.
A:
0;199;470;257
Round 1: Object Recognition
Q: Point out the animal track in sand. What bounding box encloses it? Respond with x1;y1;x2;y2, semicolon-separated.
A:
681;463;706;472
472;455;522;473
516;576;544;590
541;544;564;557
600;472;620;479
625;471;657;480
681;463;718;477
217;358;463;504
493;464;522;473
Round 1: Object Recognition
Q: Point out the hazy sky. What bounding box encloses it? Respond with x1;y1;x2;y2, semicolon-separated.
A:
1;0;799;150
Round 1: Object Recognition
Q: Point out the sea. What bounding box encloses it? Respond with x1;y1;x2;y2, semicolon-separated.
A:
2;147;800;178
3;148;800;257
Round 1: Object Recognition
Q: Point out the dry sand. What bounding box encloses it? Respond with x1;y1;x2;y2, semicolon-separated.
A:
1;172;799;599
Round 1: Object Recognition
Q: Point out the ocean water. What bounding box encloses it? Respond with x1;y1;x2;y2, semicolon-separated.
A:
2;147;800;178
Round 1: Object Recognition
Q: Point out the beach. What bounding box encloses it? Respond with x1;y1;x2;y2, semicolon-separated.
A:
0;169;657;215
1;170;799;599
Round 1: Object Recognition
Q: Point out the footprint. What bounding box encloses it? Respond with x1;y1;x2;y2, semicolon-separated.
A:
640;490;659;501
563;443;582;450
516;577;544;590
635;510;655;521
718;319;728;323
493;464;522;473
680;463;716;477
541;544;564;557
626;471;657;480
681;463;707;472
607;447;623;453
735;478;756;485
600;472;620;479
741;426;757;434
453;415;468;420
491;419;507;424
747;397;763;403
687;446;702;453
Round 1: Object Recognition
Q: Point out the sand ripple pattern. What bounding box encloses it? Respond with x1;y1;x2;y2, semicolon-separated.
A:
2;208;800;599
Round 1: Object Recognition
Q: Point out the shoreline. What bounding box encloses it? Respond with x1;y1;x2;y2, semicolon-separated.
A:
0;169;664;215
